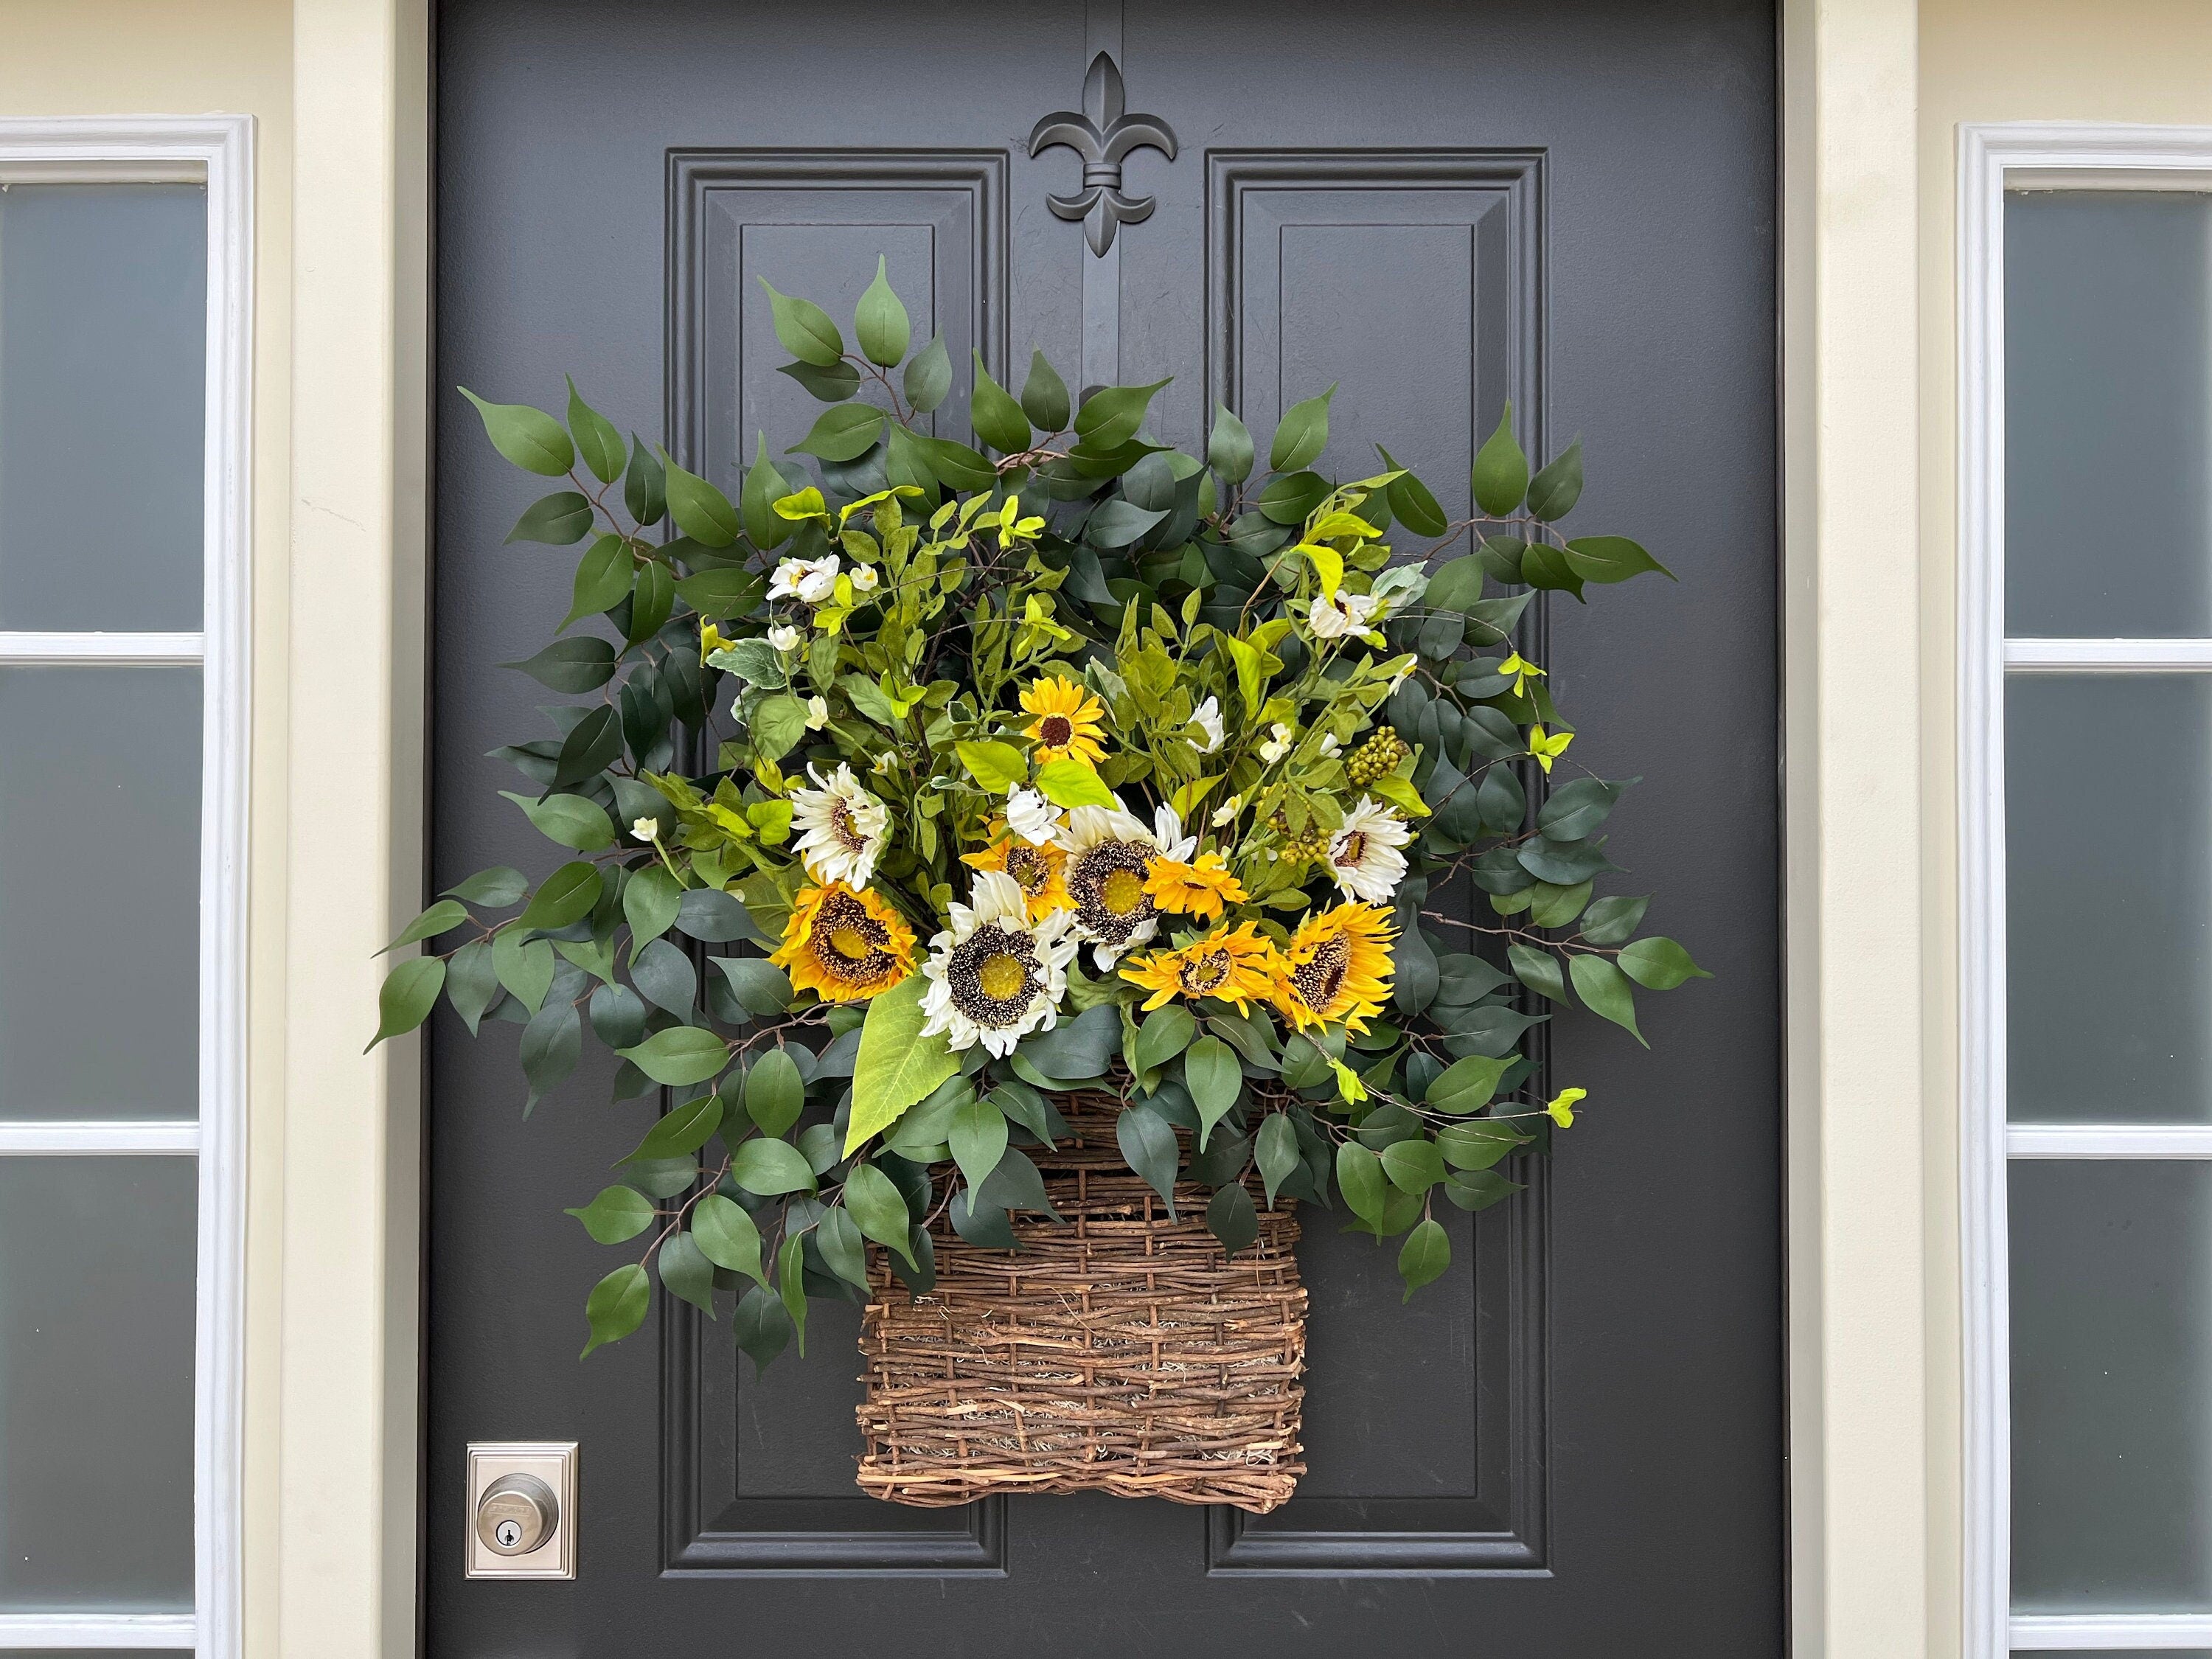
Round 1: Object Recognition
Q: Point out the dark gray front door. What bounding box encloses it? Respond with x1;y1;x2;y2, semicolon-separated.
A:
428;1;1781;1652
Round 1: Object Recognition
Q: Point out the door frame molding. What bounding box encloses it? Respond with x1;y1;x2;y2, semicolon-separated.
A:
277;2;1927;1652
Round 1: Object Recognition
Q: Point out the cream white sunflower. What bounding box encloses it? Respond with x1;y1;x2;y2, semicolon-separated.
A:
1052;797;1189;970
790;761;890;887
918;870;1079;1057
1324;796;1413;904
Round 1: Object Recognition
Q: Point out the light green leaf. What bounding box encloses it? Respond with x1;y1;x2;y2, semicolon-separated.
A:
692;1194;765;1284
1618;936;1711;990
1034;757;1115;809
1397;1217;1451;1301
731;1136;817;1197
1425;1053;1512;1114
565;377;626;483
1380;1137;1445;1194
855;256;911;367
499;789;616;852
566;1184;655;1244
659;451;740;547
957;739;1030;793
492;929;554;1014
616;1025;731;1087
366;956;445;1051
622;864;682;954
749;693;811;762
580;1262;649;1357
381;899;467;955
846;974;957;1152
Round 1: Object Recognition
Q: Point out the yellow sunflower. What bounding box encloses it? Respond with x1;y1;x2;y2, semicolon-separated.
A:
769;882;917;1003
1121;921;1280;1014
961;828;1073;920
1020;675;1108;766
1143;851;1249;922
1269;902;1396;1035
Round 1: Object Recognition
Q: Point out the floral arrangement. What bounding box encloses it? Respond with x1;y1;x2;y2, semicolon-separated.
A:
372;260;1704;1370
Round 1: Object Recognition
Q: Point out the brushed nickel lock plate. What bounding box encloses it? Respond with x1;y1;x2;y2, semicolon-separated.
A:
465;1441;577;1579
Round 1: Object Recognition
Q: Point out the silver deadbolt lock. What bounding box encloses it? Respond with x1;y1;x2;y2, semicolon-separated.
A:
475;1471;559;1557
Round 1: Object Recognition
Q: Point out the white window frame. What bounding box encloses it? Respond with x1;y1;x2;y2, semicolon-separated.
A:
1961;120;2212;1658
0;116;252;1656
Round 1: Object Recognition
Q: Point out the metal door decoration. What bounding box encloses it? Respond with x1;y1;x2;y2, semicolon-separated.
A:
1028;52;1178;256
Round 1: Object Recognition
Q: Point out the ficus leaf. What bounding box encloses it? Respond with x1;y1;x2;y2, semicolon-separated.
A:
1206;1181;1259;1256
1618;936;1711;990
692;1194;765;1284
1397;1218;1451;1301
757;276;844;366
580;1262;650;1357
566;377;626;484
855;255;911;367
1208;404;1254;484
843;1160;919;1267
506;490;594;546
1526;438;1585;521
459;386;574;477
1471;402;1528;517
970;351;1032;453
659;450;740;547
1269;383;1335;472
616;1025;731;1088
566;1184;655;1245
366;956;445;1051
1020;349;1071;432
904;333;952;414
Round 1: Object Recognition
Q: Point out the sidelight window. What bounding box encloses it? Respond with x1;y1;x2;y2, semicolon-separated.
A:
0;121;250;1659
1964;125;2212;1658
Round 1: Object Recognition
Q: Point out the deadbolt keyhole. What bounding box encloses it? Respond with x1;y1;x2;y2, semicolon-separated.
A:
474;1471;559;1558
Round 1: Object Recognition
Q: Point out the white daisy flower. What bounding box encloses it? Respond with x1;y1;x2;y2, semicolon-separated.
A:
1187;695;1225;754
804;695;830;731
768;553;841;604
1005;785;1060;846
1324;796;1414;904
767;623;801;652
1055;796;1165;970
849;563;880;592
1257;722;1295;764
1305;588;1387;641
918;870;1079;1057
790;761;890;887
630;816;661;843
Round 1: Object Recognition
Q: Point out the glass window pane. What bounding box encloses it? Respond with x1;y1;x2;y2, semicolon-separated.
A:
2006;675;2212;1121
0;1156;195;1612
2011;1159;2212;1612
2005;190;2212;636
0;182;205;631
0;666;199;1119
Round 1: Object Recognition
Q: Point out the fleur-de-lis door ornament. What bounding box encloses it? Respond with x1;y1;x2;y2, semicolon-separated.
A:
1027;51;1179;257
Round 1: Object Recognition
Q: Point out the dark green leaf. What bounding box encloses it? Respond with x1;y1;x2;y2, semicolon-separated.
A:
1580;895;1650;947
740;432;793;550
843;1161;918;1267
1206;1181;1259;1256
561;534;633;628
1377;446;1448;536
499;789;616;852
745;1047;804;1136
1507;941;1569;1004
814;1206;870;1289
1180;1035;1242;1150
446;939;501;1034
1133;1006;1197;1073
493;929;555;1014
1397;1217;1450;1301
1438;1119;1528;1171
518;860;602;931
580;1262;650;1357
1117;1106;1181;1219
382;898;467;955
778;358;863;401
855;255;911;366
587;981;647;1049
446;866;528;908
1254;470;1329;525
658;1230;717;1316
1269;383;1335;472
507;490;594;546
693;1194;765;1283
661;452;740;547
636;1095;723;1164
1072;378;1169;451
1470;403;1528;517
1518;540;1585;597
626;557;675;646
903;333;952;414
1538;776;1628;841
366;956;445;1050
918;435;995;491
788;403;886;463
970;351;1032;453
757;276;843;366
776;1232;810;1357
949;1096;1010;1200
552;704;623;789
1335;1141;1387;1227
1208;404;1254;484
712;956;794;1018
460;386;573;476
675;888;757;944
1083;498;1168;549
1380;1137;1446;1194
1526;439;1585;521
731;1283;793;1373
1020;349;1070;432
625;434;665;525
503;636;617;693
566;378;625;484
1618;936;1710;990
1255;1112;1299;1208
1563;534;1672;583
519;998;582;1110
1443;1168;1523;1213
622;864;681;953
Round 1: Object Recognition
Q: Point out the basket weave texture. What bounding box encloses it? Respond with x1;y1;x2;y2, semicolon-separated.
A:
855;1088;1307;1513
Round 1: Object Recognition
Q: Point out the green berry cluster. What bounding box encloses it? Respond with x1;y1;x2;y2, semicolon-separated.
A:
1346;726;1410;788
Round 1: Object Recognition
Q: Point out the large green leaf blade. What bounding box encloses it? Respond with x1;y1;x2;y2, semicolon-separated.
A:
846;974;956;1152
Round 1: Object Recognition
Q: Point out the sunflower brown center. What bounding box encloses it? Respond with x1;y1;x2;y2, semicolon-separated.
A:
1004;844;1049;895
829;800;865;852
1038;714;1074;747
976;952;1028;1001
828;924;872;960
946;925;1043;1026
1179;949;1231;994
1335;832;1368;868
1293;933;1352;1011
1101;868;1146;915
1068;839;1157;947
810;891;897;984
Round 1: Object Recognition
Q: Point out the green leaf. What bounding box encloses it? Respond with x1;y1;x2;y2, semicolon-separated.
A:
566;378;626;483
626;557;675;645
757;276;844;366
561;534;633;629
948;1096;1010;1200
520;998;582;1110
1181;1035;1242;1150
1380;1137;1446;1194
713;956;794;1018
745;1048;804;1136
1581;894;1650;946
779;358;863;402
748;693;811;762
1425;1052;1512;1115
500;789;616;852
658;1230;717;1318
1438;1119;1528;1172
517;860;603;933
460;386;573;477
624;433;665;525
1206;1181;1259;1256
552;704;623;789
1528;880;1593;929
622;864;681;954
581;1262;650;1357
1397;1217;1451;1301
492;928;554;1014
1471;402;1528;516
917;435;996;491
660;452;740;546
1269;383;1335;472
1116;1105;1181;1219
382;898;467;955
446;866;528;908
855;256;911;366
445;939;501;1034
566;1183;655;1245
776;1232;809;1357
1134;1006;1197;1073
904;333;952;414
634;1094;723;1161
503;636;617;693
847;974;958;1152
1253;470;1330;525
1568;953;1643;1043
1519;540;1585;597
1618;936;1710;990
814;1206;870;1288
956;739;1031;793
692;1194;765;1284
789;403;886;463
1208;404;1254;484
1082;498;1167;549
1444;1167;1523;1213
676;566;766;621
1538;777;1627;841
740;432;794;551
1255;1112;1298;1208
1563;535;1672;584
1377;446;1449;537
1020;350;1070;432
732;1137;817;1197
617;1025;731;1088
843;1161;918;1267
366;956;445;1050
1507;941;1570;1004
970;351;1032;453
1034;757;1115;809
1335;1141;1388;1227
1526;439;1585;521
1072;378;1170;450
507;490;594;546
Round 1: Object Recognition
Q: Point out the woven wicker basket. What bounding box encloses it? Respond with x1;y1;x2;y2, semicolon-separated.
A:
854;1090;1307;1513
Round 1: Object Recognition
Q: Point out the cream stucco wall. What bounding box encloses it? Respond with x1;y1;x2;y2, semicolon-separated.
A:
1917;6;2212;1655
0;6;294;1657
